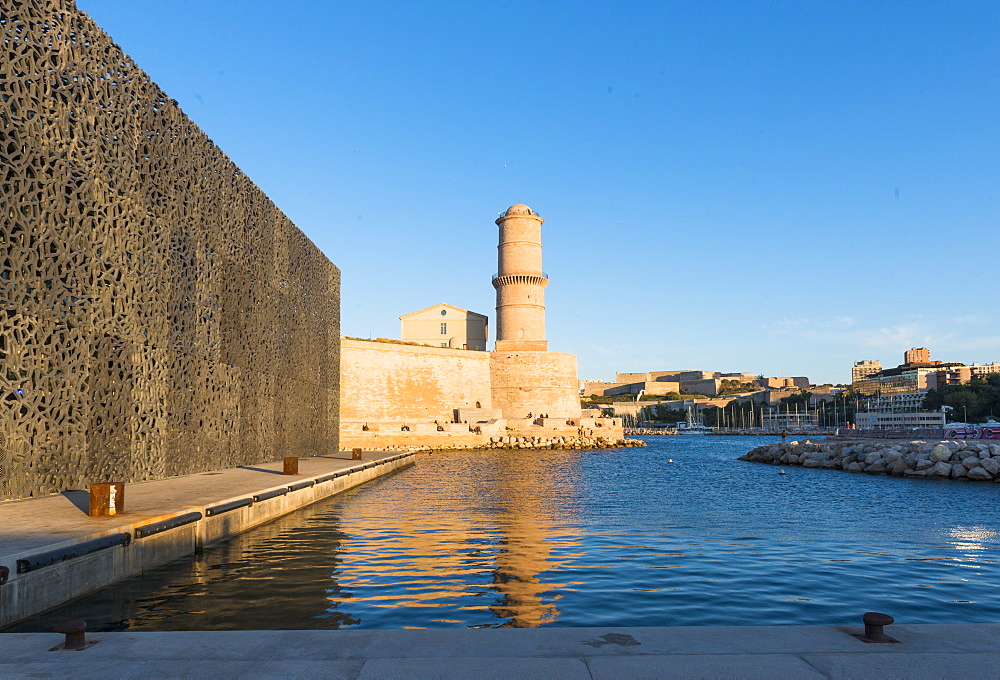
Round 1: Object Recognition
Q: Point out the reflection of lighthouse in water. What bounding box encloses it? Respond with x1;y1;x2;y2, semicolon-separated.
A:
319;449;582;627
487;453;580;627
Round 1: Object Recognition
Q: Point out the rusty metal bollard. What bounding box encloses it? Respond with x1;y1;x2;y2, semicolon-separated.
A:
352;448;363;461
53;620;87;650
863;612;894;641
850;611;898;643
89;483;125;517
283;457;299;475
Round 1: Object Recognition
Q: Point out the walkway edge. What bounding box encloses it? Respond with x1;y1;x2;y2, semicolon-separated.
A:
0;453;416;628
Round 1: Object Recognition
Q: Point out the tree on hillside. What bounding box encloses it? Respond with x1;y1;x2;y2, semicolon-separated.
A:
651;404;687;423
718;380;758;395
778;391;814;408
923;375;1000;423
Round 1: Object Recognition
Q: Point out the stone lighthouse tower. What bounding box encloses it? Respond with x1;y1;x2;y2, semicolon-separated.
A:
489;204;580;419
493;204;548;352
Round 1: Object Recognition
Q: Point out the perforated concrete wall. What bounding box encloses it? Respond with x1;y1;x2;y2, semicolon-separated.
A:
1;1;340;500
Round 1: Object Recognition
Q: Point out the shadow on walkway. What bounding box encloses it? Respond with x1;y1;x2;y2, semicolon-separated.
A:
60;490;90;515
236;467;285;475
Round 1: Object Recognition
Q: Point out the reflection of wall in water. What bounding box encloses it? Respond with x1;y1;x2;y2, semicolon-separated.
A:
323;452;582;628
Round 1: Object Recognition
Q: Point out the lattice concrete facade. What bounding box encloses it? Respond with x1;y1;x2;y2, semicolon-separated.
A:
1;1;340;500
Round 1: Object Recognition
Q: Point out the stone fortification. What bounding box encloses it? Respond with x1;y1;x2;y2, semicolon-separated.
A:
740;439;1000;482
603;381;681;397
487;204;580;419
340;339;491;423
1;2;340;500
493;205;548;352
364;434;645;452
580;381;620;396
490;350;580;419
340;203;598;448
339;339;612;448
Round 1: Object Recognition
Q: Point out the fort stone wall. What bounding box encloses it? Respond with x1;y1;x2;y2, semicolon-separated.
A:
490;351;580;419
340;339;492;424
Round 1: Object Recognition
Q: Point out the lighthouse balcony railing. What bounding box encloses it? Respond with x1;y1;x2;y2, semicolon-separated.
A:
492;272;548;281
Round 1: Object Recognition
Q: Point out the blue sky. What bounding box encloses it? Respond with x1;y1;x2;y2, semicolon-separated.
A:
78;0;999;384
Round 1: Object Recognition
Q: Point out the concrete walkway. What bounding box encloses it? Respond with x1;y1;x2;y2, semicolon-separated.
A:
0;452;402;558
0;452;414;628
2;623;999;678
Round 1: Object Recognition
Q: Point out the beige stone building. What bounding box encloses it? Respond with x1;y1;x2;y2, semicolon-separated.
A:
493;205;549;352
852;360;882;385
338;204;622;449
759;376;810;390
928;363;1000;389
400;303;488;350
904;347;930;365
490;205;580;418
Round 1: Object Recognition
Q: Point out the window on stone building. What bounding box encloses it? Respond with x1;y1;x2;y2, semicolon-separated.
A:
440;323;447;334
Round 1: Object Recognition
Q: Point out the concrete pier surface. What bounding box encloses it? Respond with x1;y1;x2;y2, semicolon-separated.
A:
2;623;999;678
0;452;415;628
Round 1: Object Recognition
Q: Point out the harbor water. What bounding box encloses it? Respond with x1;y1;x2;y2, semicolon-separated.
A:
8;436;1000;631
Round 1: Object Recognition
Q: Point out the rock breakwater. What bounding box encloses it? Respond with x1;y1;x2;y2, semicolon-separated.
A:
739;439;1000;482
372;435;646;453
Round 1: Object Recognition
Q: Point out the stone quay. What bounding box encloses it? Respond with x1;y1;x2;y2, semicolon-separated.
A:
739;439;1000;482
367;435;646;453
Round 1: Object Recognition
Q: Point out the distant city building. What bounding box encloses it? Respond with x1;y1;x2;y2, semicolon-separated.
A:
969;362;1000;378
928;363;1000;389
850;347;1000;425
854;363;964;397
869;392;928;412
855;411;946;429
761;410;819;430
848;345;1000;432
399;304;488;350
852;360;882;385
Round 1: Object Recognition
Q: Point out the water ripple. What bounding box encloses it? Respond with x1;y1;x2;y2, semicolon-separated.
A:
8;436;1000;631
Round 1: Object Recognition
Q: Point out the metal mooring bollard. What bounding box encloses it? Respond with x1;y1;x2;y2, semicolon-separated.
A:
283;457;299;475
88;482;125;517
853;612;898;643
53;620;87;650
352;448;362;461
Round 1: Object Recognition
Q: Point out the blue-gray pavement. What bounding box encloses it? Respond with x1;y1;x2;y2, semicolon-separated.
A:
2;624;999;679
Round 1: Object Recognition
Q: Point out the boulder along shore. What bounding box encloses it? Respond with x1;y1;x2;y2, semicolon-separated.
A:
367;435;646;453
740;439;1000;482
